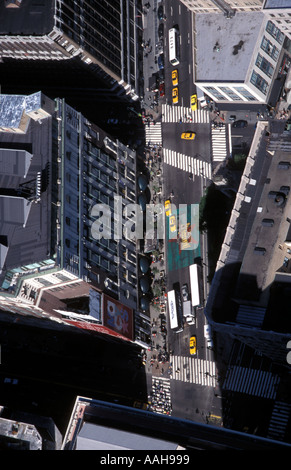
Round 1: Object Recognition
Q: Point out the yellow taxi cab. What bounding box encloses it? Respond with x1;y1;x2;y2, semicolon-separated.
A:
164;199;171;217
191;94;197;111
172;69;178;86
172;87;178;104
169;215;176;232
190;336;197;355
181;132;196;140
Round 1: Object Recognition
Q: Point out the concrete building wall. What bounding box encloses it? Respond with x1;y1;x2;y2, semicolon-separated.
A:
180;0;263;14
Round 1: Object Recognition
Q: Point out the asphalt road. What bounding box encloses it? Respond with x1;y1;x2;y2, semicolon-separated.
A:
163;0;194;104
151;0;222;424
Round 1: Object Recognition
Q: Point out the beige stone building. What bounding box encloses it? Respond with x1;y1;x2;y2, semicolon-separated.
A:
263;0;291;42
179;0;263;14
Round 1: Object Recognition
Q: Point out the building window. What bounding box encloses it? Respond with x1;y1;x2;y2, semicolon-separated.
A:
219;87;241;101
234;87;257;101
266;20;285;45
250;71;268;95
255;53;274;78
261;36;279;61
204;86;227;100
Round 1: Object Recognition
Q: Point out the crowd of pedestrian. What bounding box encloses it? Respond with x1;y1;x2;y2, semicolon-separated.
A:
148;378;172;415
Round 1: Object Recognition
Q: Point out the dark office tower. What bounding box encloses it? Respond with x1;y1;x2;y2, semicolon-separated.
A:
0;0;143;100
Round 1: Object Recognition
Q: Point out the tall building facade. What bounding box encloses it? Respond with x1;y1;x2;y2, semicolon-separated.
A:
205;120;291;365
0;0;143;100
0;91;151;345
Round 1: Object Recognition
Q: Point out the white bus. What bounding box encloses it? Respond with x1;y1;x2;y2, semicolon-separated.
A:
168;28;180;66
167;289;183;333
189;263;203;307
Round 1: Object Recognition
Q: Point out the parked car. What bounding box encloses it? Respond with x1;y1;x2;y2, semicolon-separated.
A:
164;199;171;217
172;87;178;104
169;215;176;232
172;69;178;86
158;23;164;39
182;283;189;302
157;5;163;20
158;54;164;70
228;115;236;121
204;324;213;349
190;336;197;355
232;120;248;128
159;82;165;97
190;94;197;111
181;132;196;140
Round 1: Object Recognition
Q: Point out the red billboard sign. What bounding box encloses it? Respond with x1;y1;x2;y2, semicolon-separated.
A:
64;320;132;342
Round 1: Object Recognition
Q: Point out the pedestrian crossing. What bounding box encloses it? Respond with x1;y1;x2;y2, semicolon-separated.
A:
145;121;162;145
163;147;212;179
162;103;210;124
170;355;217;387
211;123;228;162
222;365;280;400
267;401;291;441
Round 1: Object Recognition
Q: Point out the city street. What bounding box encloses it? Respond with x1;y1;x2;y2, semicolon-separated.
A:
140;0;224;426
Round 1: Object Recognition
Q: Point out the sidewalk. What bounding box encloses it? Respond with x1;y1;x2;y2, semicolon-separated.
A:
140;0;171;383
140;0;164;122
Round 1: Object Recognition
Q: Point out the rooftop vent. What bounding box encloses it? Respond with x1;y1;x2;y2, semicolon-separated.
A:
213;42;221;53
233;40;244;55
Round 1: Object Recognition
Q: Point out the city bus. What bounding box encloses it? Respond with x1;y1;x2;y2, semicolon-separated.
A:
167;288;183;333
189;263;203;307
168;28;180;66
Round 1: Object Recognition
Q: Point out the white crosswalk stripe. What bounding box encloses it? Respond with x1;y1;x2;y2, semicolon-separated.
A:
211;123;228;162
170;355;217;387
267;401;291;441
145;121;162;145
164;147;212;179
162;103;210;124
222;365;280;400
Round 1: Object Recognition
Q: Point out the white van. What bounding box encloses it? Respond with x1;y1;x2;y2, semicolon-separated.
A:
196;87;207;108
204;324;213;349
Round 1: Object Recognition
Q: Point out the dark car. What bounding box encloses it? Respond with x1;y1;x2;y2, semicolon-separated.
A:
158;23;164;39
158;54;164;70
158;5;163;21
232;120;248;128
